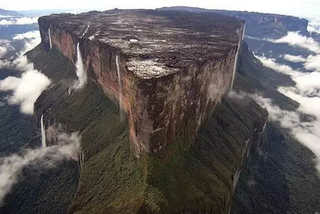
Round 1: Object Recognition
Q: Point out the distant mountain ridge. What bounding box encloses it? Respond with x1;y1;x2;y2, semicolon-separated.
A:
159;6;309;39
0;8;21;17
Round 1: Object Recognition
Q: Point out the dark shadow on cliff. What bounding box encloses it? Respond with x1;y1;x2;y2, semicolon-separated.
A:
231;42;320;214
0;43;268;214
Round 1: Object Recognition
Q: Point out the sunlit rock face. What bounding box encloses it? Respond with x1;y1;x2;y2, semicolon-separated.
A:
38;10;244;156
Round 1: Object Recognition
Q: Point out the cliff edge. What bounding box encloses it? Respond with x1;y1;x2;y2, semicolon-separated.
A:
25;10;267;214
38;9;244;156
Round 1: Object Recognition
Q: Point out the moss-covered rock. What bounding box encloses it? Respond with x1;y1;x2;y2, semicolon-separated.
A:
21;42;268;214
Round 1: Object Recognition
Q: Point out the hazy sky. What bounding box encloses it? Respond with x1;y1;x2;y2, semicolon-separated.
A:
0;0;319;17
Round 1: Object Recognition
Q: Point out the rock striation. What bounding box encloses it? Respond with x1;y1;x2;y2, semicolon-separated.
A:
24;10;271;214
38;9;245;156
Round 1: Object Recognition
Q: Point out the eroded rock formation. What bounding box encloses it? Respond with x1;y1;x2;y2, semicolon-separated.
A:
38;10;245;156
23;9;272;214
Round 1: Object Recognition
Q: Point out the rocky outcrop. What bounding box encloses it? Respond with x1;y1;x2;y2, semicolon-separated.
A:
26;40;268;214
23;9;271;214
38;9;244;156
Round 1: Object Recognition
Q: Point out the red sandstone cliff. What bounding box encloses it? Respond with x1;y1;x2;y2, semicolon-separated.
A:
38;10;245;156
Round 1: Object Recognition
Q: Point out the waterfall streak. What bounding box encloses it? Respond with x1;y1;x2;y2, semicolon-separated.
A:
48;28;52;49
230;25;245;89
116;55;123;121
81;25;90;38
73;42;87;89
40;114;46;148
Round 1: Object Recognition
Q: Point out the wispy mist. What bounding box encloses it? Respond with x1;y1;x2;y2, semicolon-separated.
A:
0;17;38;26
307;17;320;34
283;54;306;63
0;40;14;58
256;31;320;172
0;131;81;205
12;31;39;40
0;47;7;57
253;94;320;172
269;31;320;53
0;31;51;115
0;69;50;114
13;31;41;54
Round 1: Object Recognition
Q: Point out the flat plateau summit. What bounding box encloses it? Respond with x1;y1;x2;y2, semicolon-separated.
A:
21;9;265;214
40;10;242;79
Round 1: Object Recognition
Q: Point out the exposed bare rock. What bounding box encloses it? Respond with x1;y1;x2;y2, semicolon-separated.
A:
38;10;245;156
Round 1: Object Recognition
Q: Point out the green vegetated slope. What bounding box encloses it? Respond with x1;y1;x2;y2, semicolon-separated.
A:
0;46;79;214
231;42;320;214
19;43;267;214
0;68;33;157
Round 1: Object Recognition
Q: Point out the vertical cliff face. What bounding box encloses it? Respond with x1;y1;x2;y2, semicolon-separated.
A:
23;9;271;214
38;10;245;156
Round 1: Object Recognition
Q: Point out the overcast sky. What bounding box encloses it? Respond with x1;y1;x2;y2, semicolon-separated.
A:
0;0;319;18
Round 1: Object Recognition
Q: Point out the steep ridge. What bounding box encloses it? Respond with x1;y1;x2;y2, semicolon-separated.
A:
28;45;267;214
231;39;320;214
157;7;320;213
4;9;268;214
159;7;309;39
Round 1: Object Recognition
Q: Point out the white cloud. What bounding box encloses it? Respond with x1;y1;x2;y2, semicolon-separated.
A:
0;131;81;204
256;42;320;172
13;31;39;40
270;31;320;53
0;15;13;18
270;32;320;73
0;46;7;57
255;55;301;76
307;17;320;34
0;69;51;114
283;54;306;63
0;31;46;115
17;31;41;54
0;39;14;58
259;55;320;97
0;60;10;68
0;31;41;69
0;17;38;25
252;94;320;172
304;54;320;72
227;90;248;100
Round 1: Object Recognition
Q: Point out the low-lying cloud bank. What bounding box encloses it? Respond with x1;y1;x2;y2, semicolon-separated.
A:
0;69;51;114
257;56;320;97
0;46;7;58
269;31;320;54
13;31;40;41
0;31;50;115
0;17;38;25
0;131;81;205
14;31;41;54
256;32;320;173
0;40;14;58
307;17;320;34
283;54;306;63
268;31;320;73
253;94;320;172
